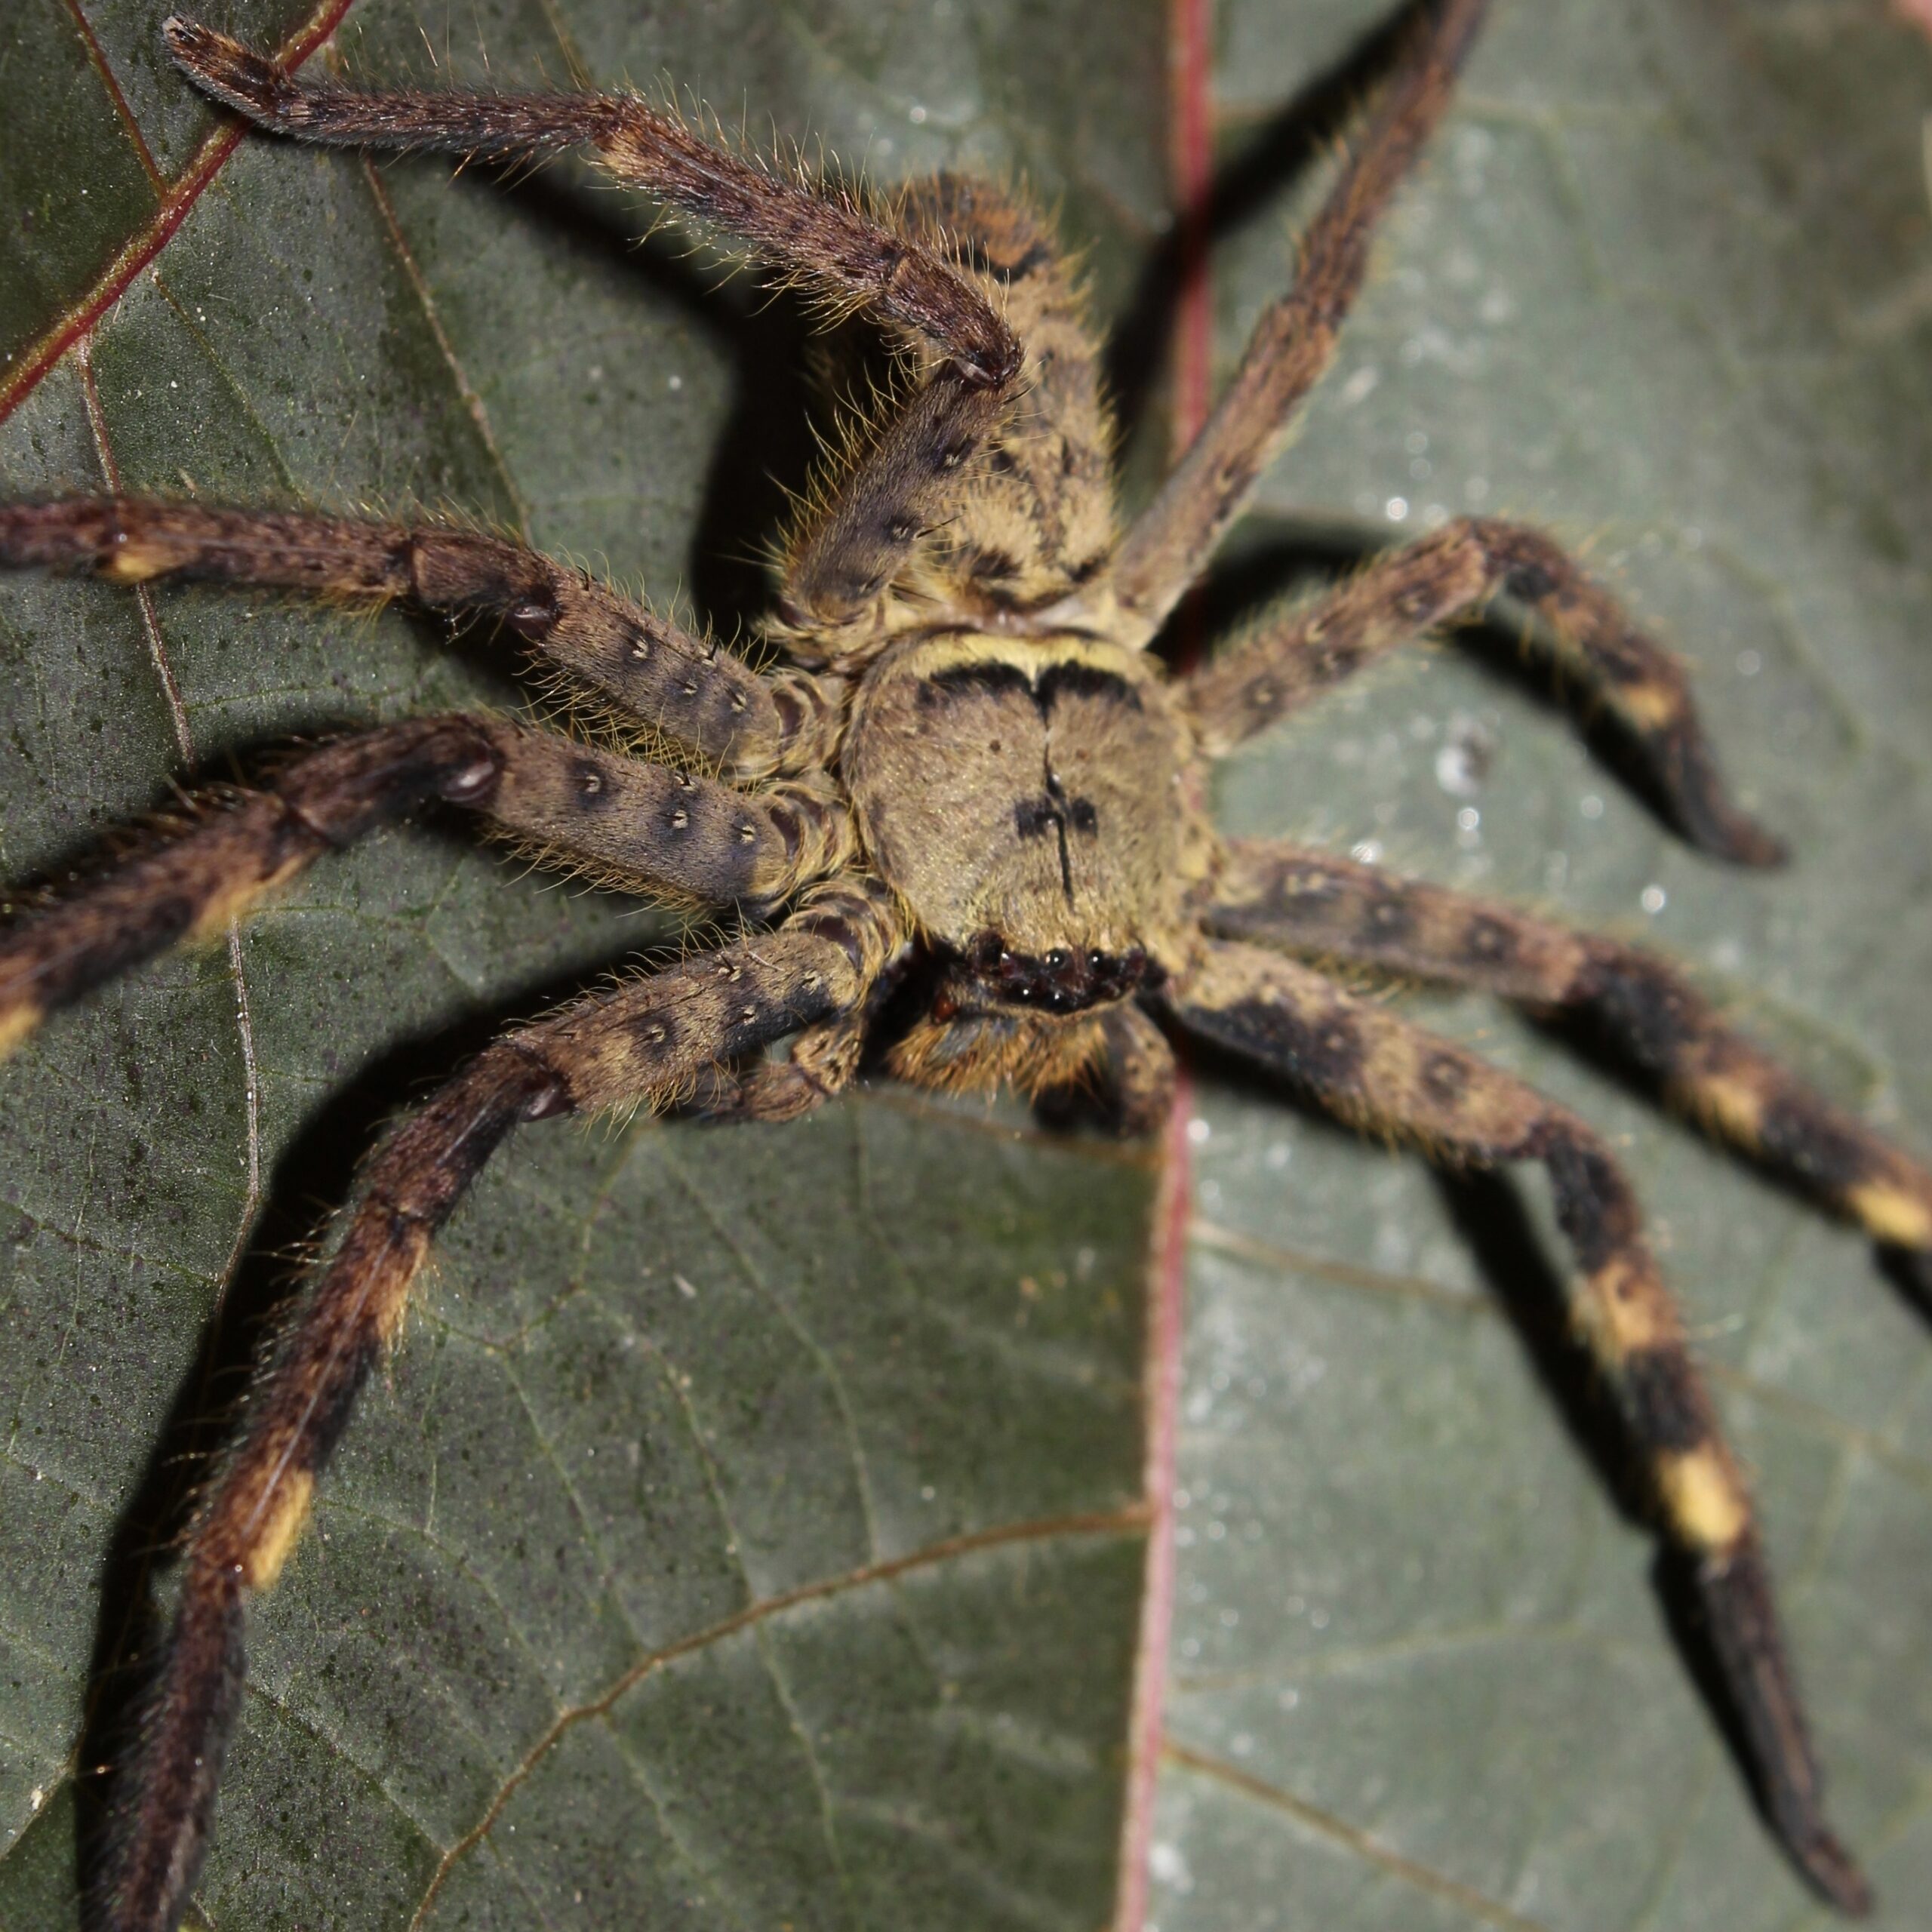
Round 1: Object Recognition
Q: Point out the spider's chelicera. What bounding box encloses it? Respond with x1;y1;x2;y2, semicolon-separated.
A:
2;5;1924;1927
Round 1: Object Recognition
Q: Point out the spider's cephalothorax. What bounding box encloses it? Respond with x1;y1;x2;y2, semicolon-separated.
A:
2;6;1926;1928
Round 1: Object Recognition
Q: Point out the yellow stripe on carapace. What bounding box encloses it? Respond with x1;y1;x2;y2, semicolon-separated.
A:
243;1467;315;1590
1657;1444;1749;1552
0;1000;44;1059
1846;1177;1932;1250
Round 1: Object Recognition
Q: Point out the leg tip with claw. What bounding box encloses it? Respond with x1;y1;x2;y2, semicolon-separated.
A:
163;17;293;126
1792;1826;1874;1918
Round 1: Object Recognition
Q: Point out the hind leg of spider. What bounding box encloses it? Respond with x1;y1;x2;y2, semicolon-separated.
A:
0;499;836;776
1183;518;1780;863
162;17;1023;632
1057;0;1490;645
0;718;851;1057
1206;839;1932;1260
1158;936;1872;1915
100;876;900;1932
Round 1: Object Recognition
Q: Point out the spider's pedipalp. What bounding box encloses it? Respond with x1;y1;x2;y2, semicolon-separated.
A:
105;874;900;1932
1057;0;1491;645
1206;840;1932;1256
1186;518;1783;864
1097;1001;1180;1140
0;500;829;778
777;367;1014;632
778;175;1118;636
680;1007;872;1124
0;718;501;1057
1160;937;1872;1915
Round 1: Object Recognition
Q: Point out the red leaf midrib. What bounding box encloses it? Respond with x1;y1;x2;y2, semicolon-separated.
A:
0;0;361;431
1114;0;1216;1926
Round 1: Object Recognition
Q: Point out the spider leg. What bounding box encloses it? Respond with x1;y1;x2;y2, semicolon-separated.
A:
1185;518;1781;864
162;17;1025;632
1207;841;1932;1262
0;718;496;1057
0;718;852;1056
479;722;853;912
0;498;836;777
1159;935;1872;1916
1054;0;1490;646
814;174;1118;614
100;876;900;1932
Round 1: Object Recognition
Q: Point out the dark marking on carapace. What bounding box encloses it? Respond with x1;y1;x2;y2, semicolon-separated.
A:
921;656;1143;719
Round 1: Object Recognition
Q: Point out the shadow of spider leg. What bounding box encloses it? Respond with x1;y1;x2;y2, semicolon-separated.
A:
88;875;897;1932
1159;936;1874;1916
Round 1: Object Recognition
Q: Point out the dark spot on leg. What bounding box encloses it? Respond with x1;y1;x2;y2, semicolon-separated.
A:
1464;913;1517;966
1537;1121;1641;1273
1364;892;1414;945
1622;1344;1711;1453
1583;950;1703;1070
1755;1094;1874;1195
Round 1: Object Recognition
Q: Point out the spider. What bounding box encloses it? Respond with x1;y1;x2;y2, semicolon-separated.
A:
0;2;1926;1926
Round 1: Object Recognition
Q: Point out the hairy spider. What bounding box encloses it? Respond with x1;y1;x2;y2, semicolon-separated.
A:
0;3;1925;1927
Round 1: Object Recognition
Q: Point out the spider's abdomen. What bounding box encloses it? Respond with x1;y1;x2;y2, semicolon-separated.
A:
843;633;1191;980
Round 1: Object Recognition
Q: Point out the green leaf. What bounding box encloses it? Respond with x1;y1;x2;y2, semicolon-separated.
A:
0;4;1164;1927
1155;5;1932;1928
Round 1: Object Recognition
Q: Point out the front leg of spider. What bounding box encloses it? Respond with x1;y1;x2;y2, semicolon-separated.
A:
160;16;1023;636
